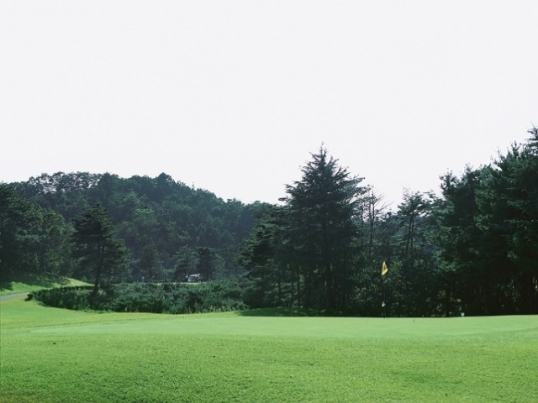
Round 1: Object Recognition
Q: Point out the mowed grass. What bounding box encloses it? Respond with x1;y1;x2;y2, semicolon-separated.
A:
1;298;537;403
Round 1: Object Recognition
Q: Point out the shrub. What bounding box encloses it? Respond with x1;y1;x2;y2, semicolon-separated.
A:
32;280;249;314
32;287;93;310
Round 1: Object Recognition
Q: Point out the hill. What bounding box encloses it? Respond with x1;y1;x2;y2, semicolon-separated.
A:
5;172;258;282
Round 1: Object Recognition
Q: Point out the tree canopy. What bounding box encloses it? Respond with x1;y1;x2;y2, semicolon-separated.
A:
3;128;537;316
72;204;128;295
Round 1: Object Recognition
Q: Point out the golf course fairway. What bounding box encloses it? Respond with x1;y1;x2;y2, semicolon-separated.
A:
1;296;537;402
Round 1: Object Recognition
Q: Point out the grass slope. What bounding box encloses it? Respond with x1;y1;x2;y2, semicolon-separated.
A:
1;298;537;403
0;273;89;296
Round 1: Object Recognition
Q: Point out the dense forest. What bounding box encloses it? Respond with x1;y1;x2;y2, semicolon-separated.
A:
1;173;255;284
1;128;537;316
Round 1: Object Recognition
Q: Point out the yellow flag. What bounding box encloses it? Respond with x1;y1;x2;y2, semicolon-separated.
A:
381;261;388;276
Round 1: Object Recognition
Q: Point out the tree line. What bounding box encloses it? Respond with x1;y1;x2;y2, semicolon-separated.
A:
241;128;538;316
1;173;255;290
2;128;537;316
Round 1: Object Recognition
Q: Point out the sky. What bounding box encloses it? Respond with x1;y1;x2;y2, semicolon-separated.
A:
1;1;537;209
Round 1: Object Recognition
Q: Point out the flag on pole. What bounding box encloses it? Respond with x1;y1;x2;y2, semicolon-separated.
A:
381;261;388;276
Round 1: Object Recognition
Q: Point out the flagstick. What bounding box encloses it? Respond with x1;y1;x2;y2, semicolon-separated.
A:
381;261;388;319
382;274;386;319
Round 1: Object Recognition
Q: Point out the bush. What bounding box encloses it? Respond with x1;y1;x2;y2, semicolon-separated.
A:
32;286;94;310
32;280;249;314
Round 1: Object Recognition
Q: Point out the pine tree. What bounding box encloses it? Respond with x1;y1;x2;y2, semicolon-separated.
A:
139;243;161;281
72;204;127;295
284;147;367;313
241;203;291;307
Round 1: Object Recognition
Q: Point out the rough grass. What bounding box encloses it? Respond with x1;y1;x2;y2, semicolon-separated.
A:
1;297;537;403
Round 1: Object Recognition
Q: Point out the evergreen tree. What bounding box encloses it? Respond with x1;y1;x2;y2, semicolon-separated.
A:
139;243;161;281
197;247;216;281
284;147;367;313
437;167;494;314
241;203;292;307
72;204;127;295
173;246;199;281
0;184;38;278
0;184;70;278
10;172;255;280
393;191;439;316
31;208;72;274
478;128;538;313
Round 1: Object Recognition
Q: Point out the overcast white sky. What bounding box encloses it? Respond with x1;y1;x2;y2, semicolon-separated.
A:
1;1;537;208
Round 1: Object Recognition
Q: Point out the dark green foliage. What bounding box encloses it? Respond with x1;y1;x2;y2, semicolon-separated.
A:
490;128;538;313
433;128;538;315
72;205;128;295
7;128;538;316
390;191;440;316
0;184;35;278
31;286;94;310
172;246;199;281
138;243;161;281
285;147;367;313
0;184;71;279
32;280;248;314
241;130;538;316
241;203;295;308
10;172;255;280
196;247;216;281
112;280;247;313
242;148;369;314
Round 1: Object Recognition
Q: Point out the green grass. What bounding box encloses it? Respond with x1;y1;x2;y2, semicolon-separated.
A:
0;273;89;296
1;297;537;403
